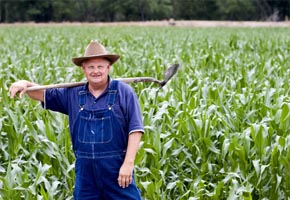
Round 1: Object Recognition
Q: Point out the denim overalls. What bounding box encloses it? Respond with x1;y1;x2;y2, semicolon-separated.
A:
72;80;142;199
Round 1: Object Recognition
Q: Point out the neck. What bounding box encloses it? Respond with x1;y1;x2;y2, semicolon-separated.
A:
88;80;109;98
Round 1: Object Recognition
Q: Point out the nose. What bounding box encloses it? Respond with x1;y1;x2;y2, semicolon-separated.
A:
92;67;100;73
88;66;101;73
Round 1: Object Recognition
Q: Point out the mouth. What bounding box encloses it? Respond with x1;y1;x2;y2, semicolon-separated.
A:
90;73;102;78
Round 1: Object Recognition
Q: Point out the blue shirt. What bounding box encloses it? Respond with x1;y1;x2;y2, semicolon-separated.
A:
43;79;144;136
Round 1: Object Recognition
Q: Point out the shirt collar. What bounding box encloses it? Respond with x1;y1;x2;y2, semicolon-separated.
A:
84;76;112;95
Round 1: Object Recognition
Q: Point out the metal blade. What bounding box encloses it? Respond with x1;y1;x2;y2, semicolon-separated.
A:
160;63;180;87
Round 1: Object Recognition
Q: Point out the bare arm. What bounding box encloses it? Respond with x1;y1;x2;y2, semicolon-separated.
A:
9;80;44;101
118;131;143;188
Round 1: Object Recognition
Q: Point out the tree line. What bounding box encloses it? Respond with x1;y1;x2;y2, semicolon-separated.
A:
0;0;289;23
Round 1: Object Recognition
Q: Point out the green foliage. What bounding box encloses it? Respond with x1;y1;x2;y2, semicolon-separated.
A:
216;0;256;20
0;25;290;199
0;0;289;22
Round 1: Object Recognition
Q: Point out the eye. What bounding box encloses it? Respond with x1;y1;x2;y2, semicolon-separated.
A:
97;65;105;70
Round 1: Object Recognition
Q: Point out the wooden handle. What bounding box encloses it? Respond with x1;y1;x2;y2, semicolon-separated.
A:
26;82;86;91
26;77;161;91
115;77;160;84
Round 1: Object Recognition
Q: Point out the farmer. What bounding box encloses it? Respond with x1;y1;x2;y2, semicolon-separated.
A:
9;40;144;199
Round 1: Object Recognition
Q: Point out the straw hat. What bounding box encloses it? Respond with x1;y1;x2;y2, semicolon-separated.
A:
72;40;120;66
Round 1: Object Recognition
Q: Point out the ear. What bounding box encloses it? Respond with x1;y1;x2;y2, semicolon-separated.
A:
81;65;85;73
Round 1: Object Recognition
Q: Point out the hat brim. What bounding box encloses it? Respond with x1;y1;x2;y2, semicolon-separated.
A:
72;54;120;66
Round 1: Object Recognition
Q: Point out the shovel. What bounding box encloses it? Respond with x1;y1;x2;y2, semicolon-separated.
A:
27;64;179;91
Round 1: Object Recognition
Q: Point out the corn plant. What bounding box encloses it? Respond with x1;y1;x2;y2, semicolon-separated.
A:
0;25;290;199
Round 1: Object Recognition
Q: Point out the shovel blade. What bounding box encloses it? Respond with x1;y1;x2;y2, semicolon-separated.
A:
160;63;180;87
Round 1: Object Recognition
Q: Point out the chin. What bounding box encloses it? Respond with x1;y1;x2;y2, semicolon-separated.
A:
90;79;105;84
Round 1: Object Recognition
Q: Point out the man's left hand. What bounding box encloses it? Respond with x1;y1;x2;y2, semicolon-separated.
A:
118;162;134;188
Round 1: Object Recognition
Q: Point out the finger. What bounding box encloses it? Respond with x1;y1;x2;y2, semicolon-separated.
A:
9;90;15;98
9;86;15;97
117;176;123;188
19;89;26;98
9;86;19;97
8;86;12;94
125;177;131;187
118;176;129;188
122;178;127;188
119;178;126;188
10;88;18;98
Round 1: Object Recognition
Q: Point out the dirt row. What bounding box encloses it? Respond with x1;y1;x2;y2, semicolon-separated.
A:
95;20;290;27
1;20;290;27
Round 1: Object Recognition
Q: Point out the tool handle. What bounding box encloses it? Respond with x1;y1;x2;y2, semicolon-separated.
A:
26;77;160;91
115;77;160;84
26;82;86;91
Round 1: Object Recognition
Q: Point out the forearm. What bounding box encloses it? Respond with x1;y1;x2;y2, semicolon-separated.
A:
124;131;143;165
9;80;44;101
118;131;143;188
27;89;44;102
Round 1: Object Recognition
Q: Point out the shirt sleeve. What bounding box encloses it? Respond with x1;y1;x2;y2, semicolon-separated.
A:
119;82;144;134
43;88;69;115
127;92;144;134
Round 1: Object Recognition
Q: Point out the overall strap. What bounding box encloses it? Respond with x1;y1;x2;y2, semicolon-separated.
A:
107;80;119;108
78;86;87;110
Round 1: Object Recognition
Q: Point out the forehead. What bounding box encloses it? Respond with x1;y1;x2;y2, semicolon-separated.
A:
82;57;110;66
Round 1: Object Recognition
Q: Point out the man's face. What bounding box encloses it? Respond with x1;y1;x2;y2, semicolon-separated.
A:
82;58;111;86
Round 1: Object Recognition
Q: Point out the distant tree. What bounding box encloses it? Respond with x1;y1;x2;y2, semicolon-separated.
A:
171;0;219;20
0;0;26;22
151;0;173;20
0;0;289;22
92;0;173;22
279;0;289;20
216;0;256;20
255;0;290;21
50;0;77;22
26;0;54;22
117;0;150;21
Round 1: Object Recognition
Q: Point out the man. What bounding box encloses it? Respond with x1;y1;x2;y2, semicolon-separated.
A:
9;40;144;199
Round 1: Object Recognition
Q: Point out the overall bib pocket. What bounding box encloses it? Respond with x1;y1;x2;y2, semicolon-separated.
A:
78;115;113;144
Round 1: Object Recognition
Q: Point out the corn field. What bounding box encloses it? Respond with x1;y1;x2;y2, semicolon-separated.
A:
0;25;290;200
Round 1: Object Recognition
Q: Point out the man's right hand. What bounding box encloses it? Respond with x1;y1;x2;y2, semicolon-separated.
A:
9;80;44;101
9;80;30;98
